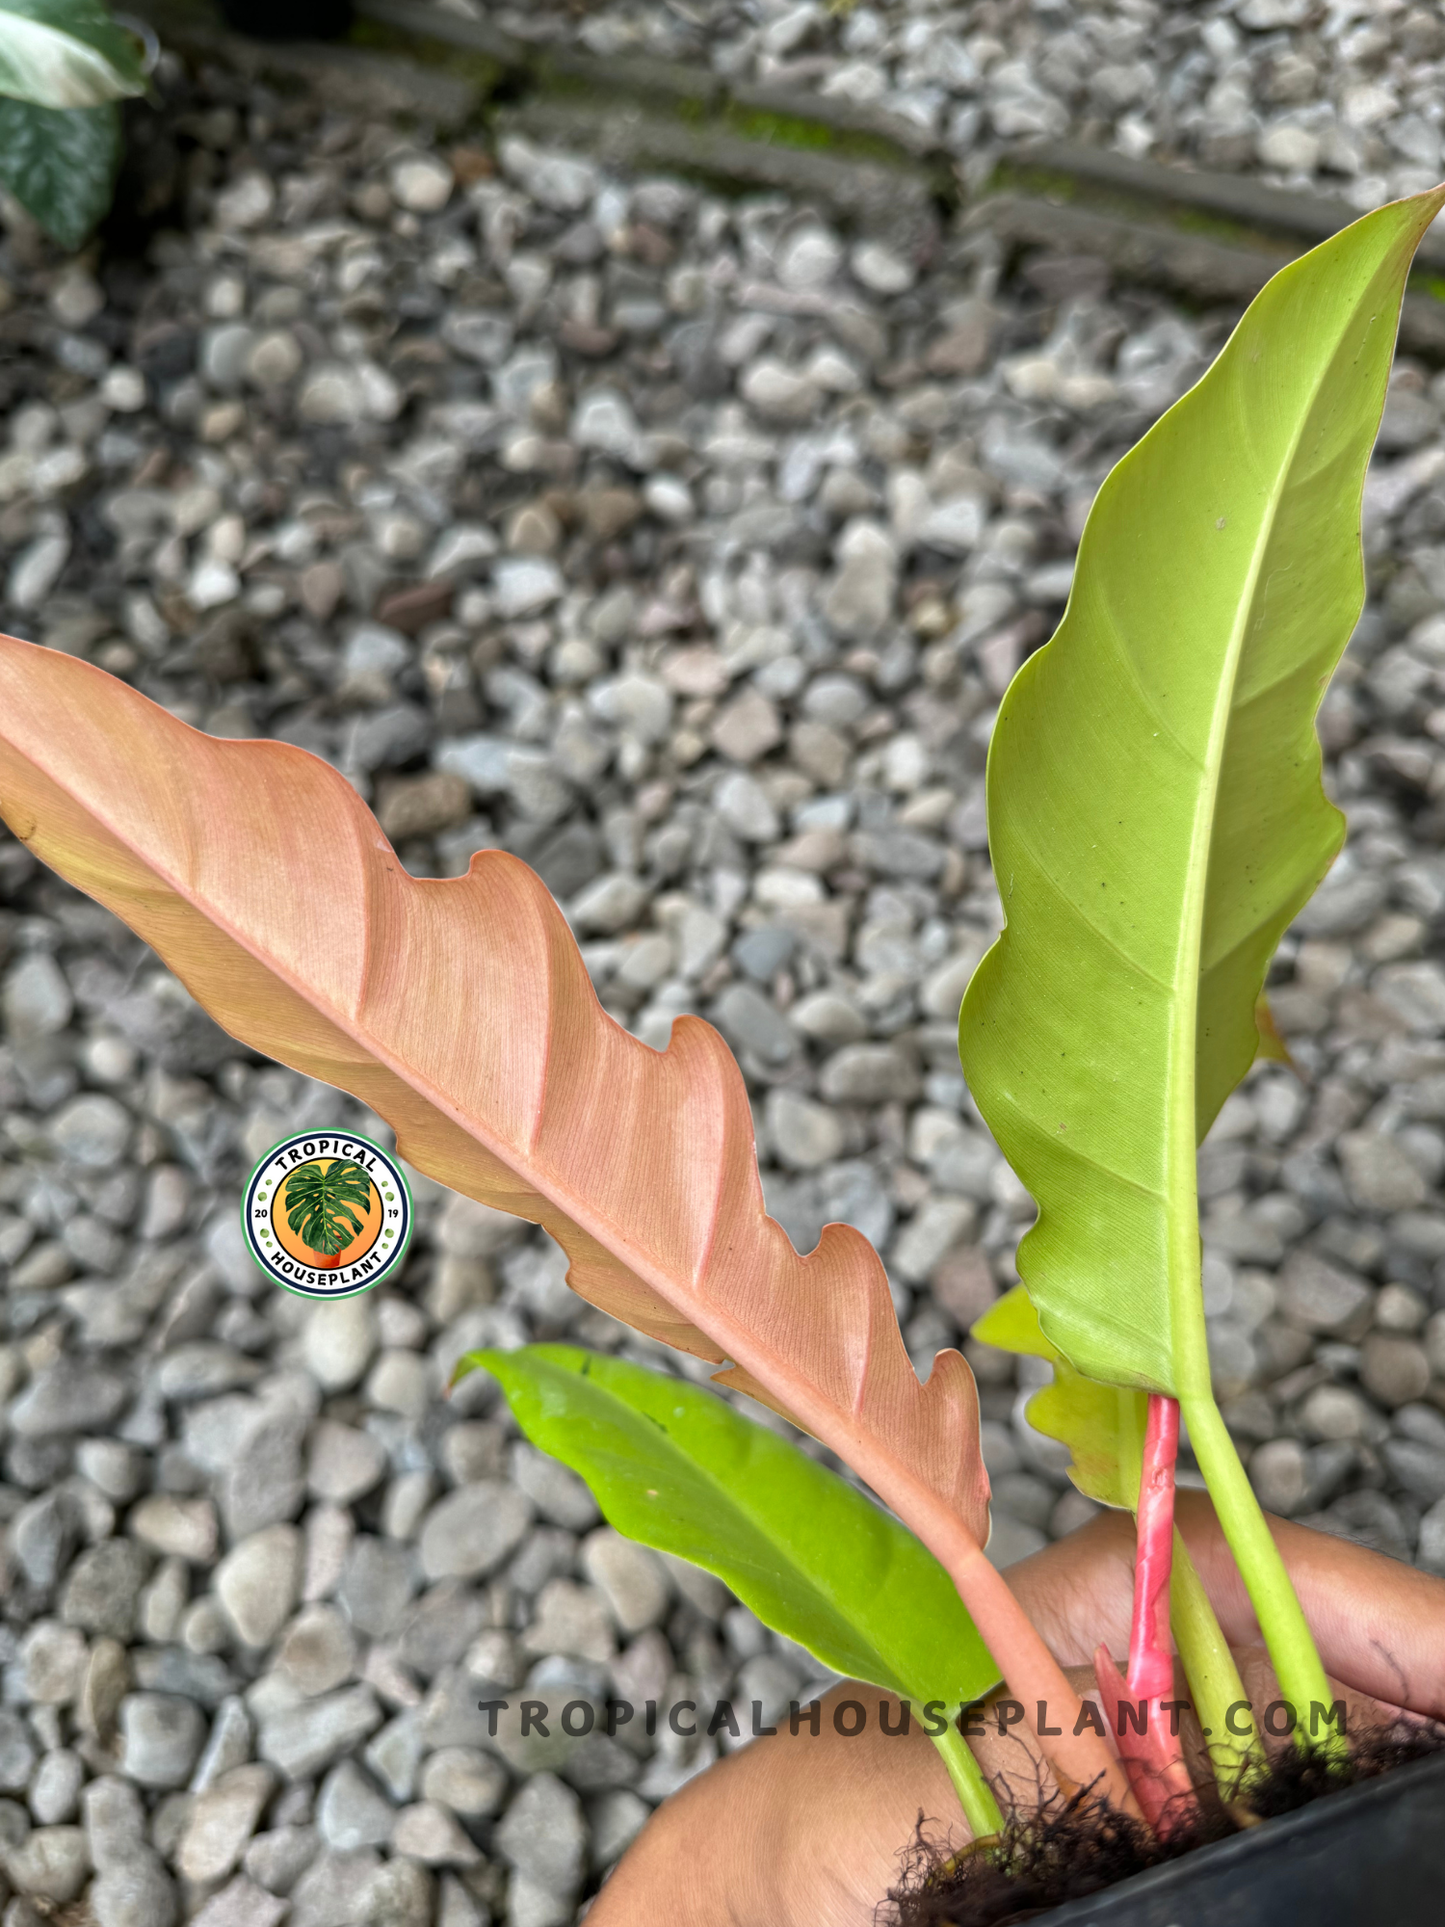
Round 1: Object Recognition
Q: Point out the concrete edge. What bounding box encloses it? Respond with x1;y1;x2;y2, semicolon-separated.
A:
129;0;1445;351
354;0;1445;259
964;193;1445;356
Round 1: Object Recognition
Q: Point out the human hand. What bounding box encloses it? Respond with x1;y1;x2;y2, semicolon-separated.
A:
585;1494;1445;1927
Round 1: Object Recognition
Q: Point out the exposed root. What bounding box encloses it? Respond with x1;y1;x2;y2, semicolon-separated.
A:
880;1719;1445;1927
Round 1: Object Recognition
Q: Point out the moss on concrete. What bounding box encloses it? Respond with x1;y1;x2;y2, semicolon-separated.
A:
348;15;505;96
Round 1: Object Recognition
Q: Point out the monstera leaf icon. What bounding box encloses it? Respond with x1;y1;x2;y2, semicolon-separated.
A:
283;1159;373;1265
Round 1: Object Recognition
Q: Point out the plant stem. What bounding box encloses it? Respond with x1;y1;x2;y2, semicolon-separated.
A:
935;1527;1139;1813
1181;1392;1340;1755
1098;1393;1196;1834
1127;1395;1180;1704
1169;1529;1266;1781
932;1721;1005;1840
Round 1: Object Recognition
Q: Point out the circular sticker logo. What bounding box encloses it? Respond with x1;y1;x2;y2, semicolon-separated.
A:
242;1132;412;1299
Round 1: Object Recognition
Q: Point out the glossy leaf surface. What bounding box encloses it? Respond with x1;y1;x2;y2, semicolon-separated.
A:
467;1344;999;1715
958;191;1445;1398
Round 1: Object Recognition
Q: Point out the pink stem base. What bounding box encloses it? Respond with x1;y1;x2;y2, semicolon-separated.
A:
1092;1394;1198;1836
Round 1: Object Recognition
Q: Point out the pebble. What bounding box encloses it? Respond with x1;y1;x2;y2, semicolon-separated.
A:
48;1091;132;1167
90;1849;179;1927
257;1685;383;1781
4;1825;90;1902
191;1876;288;1927
30;1749;83;1825
177;1763;274;1882
277;1604;356;1697
0;1712;37;1793
419;1482;533;1581
242;1823;317;1895
1276;1252;1373;1335
818;1043;920;1105
420;1746;508;1818
851;241;915;295
315;1759;394;1851
1361;1334;1431;1408
300;1425;381;1510
215;1526;302;1648
119;1694;206;1789
130;1495;219;1564
3;953;73;1038
389;154;453;213
83;1775;146;1869
496;1772;588;1900
301;1300;376;1393
582;1529;671;1634
335;1536;416;1638
393;1800;480;1865
11;1362;126;1445
60;1538;152;1641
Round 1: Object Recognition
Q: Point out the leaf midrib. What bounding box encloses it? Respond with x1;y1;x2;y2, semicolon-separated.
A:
1165;317;1343;1398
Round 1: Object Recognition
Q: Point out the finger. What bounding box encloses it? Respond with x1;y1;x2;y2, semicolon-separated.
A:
586;1684;957;1927
1003;1507;1140;1666
1168;1491;1445;1720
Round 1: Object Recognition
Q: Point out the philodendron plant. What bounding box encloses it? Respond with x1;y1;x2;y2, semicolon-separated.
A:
0;186;1440;1874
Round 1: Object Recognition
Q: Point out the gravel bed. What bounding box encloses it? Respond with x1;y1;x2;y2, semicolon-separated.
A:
480;0;1445;209
1;21;1445;1927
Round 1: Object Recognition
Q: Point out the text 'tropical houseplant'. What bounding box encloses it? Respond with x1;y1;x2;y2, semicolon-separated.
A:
2;185;1443;1918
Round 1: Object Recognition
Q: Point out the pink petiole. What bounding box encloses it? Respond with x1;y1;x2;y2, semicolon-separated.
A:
1093;1392;1199;1835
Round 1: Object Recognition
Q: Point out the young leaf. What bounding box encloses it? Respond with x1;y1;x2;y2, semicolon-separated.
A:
0;0;146;109
472;1344;1005;1834
958;190;1445;1399
0;95;120;250
473;1350;999;1737
0;635;1131;1808
974;1286;1145;1513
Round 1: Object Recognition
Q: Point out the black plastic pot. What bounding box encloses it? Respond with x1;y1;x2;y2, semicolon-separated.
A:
1037;1751;1445;1926
216;0;353;38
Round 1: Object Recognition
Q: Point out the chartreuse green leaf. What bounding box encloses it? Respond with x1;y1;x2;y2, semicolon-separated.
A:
975;1285;1145;1512
461;1344;1003;1834
0;0;145;109
976;1288;1260;1768
959;189;1445;1730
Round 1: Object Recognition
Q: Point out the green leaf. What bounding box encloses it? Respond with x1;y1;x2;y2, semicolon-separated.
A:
974;1286;1146;1512
464;1344;1000;1717
958;190;1445;1400
0;95;120;248
282;1159;373;1256
0;0;145;108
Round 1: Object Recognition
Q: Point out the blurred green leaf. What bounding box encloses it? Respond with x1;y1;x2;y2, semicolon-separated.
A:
0;0;145;109
0;95;120;248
